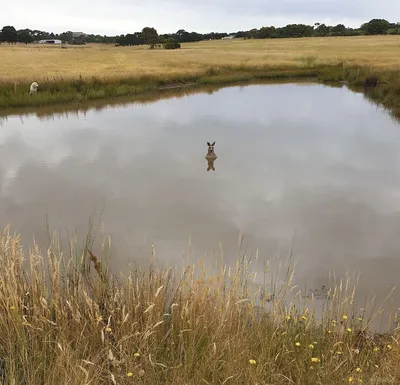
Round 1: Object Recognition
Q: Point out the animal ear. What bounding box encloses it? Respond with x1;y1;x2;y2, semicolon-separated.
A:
207;142;211;146
212;142;215;146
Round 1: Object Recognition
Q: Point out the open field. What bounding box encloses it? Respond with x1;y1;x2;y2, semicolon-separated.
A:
0;36;400;115
0;225;399;384
1;36;400;81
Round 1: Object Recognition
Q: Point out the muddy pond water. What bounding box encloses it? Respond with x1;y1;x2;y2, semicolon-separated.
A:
1;82;400;320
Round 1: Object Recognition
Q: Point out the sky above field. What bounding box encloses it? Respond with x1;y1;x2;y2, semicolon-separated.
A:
2;0;398;35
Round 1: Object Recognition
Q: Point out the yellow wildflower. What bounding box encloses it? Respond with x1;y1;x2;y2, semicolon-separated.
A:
127;372;133;377
105;327;112;332
337;351;343;355
346;328;352;333
249;359;256;365
348;377;354;383
308;344;314;349
328;330;332;334
358;317;363;321
134;352;140;357
356;368;362;373
286;315;291;321
373;347;379;352
343;315;348;320
311;357;320;363
387;344;393;350
295;342;301;347
301;315;307;321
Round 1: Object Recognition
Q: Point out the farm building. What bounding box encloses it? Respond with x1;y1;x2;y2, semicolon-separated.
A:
37;39;62;44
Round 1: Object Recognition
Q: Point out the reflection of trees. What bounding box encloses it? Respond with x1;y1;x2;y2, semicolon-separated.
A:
206;157;217;172
0;116;8;127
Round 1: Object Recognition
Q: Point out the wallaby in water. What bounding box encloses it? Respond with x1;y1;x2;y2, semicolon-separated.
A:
205;142;217;171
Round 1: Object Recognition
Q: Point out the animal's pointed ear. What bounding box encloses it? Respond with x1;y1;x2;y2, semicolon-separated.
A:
207;142;211;146
212;142;215;146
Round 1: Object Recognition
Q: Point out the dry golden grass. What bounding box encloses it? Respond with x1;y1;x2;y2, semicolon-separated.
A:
0;224;399;384
1;36;400;117
1;36;400;83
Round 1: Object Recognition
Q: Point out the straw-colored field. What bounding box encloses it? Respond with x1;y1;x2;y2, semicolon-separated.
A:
1;35;400;83
0;35;400;115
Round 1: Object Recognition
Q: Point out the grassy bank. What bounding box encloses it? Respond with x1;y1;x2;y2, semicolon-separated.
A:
0;79;313;121
1;36;400;117
0;225;399;384
0;65;323;109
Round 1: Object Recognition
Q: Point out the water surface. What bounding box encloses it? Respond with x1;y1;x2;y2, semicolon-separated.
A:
1;82;400;313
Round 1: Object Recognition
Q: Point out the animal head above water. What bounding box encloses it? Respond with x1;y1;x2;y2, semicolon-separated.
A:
207;142;216;154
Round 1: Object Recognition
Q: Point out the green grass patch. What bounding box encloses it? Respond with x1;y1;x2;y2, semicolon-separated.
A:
0;64;400;121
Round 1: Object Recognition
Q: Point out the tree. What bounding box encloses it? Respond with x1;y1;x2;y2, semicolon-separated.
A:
163;37;181;49
277;24;314;38
175;29;188;42
71;35;86;45
361;19;390;35
59;31;73;43
256;26;276;39
31;30;47;40
331;24;346;36
141;27;158;48
17;29;34;44
1;26;17;43
116;32;144;46
315;23;330;36
235;30;251;38
248;28;258;39
173;29;202;43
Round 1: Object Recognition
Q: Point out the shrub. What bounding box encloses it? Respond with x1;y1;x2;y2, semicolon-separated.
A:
163;38;181;50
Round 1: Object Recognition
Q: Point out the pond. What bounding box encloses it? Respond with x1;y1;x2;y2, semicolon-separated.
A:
1;81;400;315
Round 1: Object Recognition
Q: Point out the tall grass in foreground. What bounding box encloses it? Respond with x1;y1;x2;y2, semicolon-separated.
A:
0;225;399;384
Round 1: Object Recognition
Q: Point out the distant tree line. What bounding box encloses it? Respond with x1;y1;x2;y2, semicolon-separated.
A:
0;26;115;45
0;19;399;48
